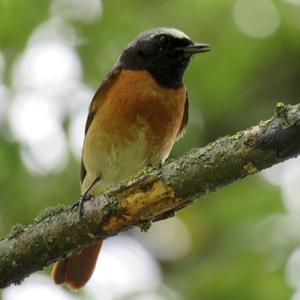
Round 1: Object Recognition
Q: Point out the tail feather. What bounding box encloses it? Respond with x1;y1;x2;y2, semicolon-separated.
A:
51;241;102;290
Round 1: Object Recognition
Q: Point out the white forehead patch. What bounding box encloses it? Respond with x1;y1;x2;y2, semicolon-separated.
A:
150;28;190;40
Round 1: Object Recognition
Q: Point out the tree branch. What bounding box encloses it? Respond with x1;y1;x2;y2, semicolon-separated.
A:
1;102;300;289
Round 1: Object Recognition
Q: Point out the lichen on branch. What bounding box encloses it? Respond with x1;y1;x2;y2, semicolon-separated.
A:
0;102;300;289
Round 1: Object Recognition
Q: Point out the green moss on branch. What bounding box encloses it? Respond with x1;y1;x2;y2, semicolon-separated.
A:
0;102;299;289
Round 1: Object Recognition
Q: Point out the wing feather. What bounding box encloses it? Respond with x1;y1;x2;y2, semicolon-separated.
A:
80;67;121;184
176;92;189;141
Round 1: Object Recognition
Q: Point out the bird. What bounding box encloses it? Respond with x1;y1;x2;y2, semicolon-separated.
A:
51;27;210;290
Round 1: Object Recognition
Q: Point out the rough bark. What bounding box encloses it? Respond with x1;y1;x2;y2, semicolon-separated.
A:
0;102;300;289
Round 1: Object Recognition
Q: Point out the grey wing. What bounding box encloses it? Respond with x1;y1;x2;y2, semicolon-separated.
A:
80;67;121;184
176;92;189;141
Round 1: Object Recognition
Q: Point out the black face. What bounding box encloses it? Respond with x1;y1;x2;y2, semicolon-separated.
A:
118;28;210;88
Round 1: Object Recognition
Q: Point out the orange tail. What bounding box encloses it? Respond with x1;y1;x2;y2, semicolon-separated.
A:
51;241;102;290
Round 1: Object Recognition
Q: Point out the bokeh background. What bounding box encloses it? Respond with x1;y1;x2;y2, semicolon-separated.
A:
1;0;300;299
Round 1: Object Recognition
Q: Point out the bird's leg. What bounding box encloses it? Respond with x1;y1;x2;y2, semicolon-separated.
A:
72;176;101;217
156;161;163;179
146;161;163;179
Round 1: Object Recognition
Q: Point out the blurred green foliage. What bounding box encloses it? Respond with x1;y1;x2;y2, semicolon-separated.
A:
1;0;300;299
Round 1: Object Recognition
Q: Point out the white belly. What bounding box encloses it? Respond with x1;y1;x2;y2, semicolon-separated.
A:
81;128;151;196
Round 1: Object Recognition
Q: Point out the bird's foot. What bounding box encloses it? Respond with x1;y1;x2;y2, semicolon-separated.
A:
71;176;101;217
71;193;93;218
146;162;163;179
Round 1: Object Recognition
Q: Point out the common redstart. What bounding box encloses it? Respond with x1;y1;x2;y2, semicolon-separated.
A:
51;27;210;290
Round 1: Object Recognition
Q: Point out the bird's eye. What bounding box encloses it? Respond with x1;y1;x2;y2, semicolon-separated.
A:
157;35;170;48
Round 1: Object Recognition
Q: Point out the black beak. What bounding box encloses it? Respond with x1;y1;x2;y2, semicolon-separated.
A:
176;43;211;54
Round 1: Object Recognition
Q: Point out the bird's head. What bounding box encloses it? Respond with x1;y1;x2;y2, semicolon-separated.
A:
118;27;211;88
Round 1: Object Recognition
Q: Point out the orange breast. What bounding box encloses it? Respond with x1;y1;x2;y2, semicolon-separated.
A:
88;69;186;165
97;70;186;159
